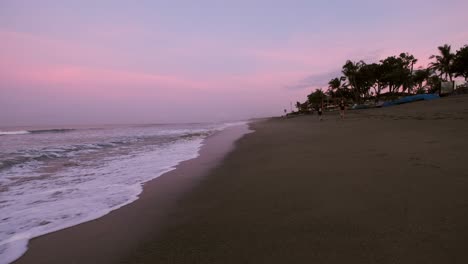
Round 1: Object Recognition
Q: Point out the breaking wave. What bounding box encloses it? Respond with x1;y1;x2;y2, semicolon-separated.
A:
0;129;76;136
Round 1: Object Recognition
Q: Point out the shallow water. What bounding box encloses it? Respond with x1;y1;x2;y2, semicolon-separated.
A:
0;122;246;264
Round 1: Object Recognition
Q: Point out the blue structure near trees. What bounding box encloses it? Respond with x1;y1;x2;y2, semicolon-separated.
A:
382;94;440;107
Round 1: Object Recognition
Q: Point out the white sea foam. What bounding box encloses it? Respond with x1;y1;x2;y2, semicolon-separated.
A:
0;122;250;264
0;131;30;135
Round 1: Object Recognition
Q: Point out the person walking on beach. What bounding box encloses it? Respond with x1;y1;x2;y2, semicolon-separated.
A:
317;103;323;121
339;99;345;119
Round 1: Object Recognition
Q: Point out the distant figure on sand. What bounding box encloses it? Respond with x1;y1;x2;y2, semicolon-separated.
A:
339;99;345;119
317;104;323;121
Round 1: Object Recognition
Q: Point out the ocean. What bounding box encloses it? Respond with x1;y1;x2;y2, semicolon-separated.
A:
0;122;246;264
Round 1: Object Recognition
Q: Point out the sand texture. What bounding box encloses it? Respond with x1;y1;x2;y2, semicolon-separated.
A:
14;125;251;264
14;95;468;264
124;95;468;264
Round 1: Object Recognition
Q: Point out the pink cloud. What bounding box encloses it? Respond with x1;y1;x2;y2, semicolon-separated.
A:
0;30;215;94
2;24;465;126
0;29;312;95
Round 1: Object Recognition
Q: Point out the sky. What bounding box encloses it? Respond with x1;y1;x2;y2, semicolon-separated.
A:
1;0;467;126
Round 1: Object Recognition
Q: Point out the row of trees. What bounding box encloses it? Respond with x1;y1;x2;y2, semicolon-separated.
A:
304;44;468;106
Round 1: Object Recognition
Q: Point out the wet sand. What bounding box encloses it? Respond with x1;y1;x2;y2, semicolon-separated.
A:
14;95;468;264
123;95;468;264
14;124;252;264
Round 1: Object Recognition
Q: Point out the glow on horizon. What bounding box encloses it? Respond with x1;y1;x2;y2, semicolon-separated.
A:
1;0;467;126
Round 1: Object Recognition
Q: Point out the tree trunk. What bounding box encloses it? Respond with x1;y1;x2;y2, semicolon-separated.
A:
375;84;381;102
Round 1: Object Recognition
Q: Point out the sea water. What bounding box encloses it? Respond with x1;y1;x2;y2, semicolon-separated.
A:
0;122;246;264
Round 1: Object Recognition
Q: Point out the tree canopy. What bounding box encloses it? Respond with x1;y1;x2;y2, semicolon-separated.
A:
453;45;468;81
429;44;455;81
307;89;325;106
298;43;467;107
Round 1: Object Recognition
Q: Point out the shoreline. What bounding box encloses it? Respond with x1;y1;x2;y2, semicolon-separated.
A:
12;95;468;263
123;96;468;263
13;123;252;264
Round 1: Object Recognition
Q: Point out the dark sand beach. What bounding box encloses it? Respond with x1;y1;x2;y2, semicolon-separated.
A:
14;125;252;264
16;95;468;264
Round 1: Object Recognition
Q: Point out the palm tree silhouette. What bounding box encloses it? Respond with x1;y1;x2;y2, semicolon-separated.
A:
429;44;455;81
342;60;365;102
327;77;341;98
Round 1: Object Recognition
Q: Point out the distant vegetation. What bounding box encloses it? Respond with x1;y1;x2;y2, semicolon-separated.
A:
300;44;468;109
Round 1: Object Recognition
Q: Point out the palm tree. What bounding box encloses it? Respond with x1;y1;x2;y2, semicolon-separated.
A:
342;60;365;103
412;68;431;94
380;56;405;94
328;78;341;91
399;53;418;93
429;44;455;81
307;89;325;106
453;45;468;82
327;77;344;98
426;74;442;93
400;53;418;73
367;63;385;100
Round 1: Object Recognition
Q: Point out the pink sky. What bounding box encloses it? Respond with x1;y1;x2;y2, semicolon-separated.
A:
1;0;467;126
